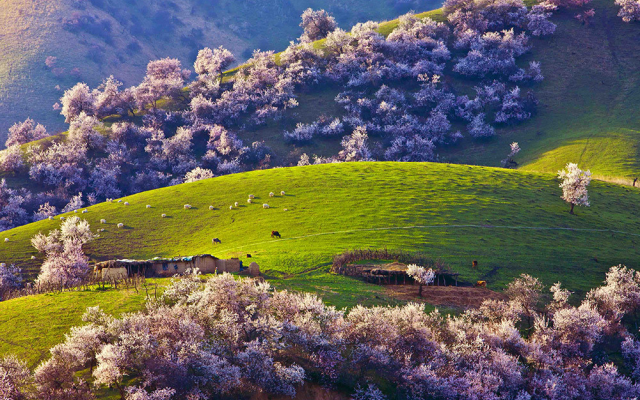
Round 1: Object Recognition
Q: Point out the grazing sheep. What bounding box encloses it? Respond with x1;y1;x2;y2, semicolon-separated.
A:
269;192;275;197
209;206;214;210
48;216;54;220
229;205;233;210
248;194;255;199
280;191;285;196
247;199;252;204
74;210;78;213
234;202;239;207
263;204;269;209
271;231;281;238
161;214;167;218
117;223;124;228
283;208;289;211
184;204;192;209
212;238;222;244
117;200;122;203
100;229;105;232
146;205;151;208
82;209;88;213
106;198;113;203
100;219;106;224
124;202;130;206
60;217;66;221
31;256;36;260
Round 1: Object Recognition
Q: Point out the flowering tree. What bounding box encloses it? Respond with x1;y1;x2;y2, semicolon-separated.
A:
6;118;49;147
339;127;372;162
183;167;215;183
406;264;436;296
616;0;640;22
300;9;338;42
0;263;22;299
558;162;591;214
501;142;521;168
60;83;95;123
135;58;191;109
33;216;97;288
0;145;24;173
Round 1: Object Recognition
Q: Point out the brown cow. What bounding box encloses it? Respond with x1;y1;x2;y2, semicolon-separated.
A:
474;280;487;287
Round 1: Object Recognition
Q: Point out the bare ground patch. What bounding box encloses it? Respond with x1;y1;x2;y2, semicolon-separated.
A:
383;284;507;309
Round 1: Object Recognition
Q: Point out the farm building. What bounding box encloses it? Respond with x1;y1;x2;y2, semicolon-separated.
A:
94;254;243;279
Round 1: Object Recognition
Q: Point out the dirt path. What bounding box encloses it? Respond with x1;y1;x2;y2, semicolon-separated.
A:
384;285;507;308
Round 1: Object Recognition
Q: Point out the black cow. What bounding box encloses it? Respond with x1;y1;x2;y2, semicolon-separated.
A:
212;238;222;244
271;231;281;238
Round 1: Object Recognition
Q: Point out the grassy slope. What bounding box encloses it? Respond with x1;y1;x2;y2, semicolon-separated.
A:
1;161;639;366
444;0;640;183
1;162;639;291
0;0;434;143
226;1;640;183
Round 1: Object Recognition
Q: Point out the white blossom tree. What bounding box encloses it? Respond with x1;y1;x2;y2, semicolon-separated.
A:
558;162;591;214
406;264;436;296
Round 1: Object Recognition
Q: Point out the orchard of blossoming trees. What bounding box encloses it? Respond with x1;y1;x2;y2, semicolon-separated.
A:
3;266;640;399
0;0;612;232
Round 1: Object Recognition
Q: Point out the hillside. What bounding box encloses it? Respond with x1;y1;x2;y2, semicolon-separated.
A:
1;161;639;368
223;0;640;183
0;0;431;142
2;162;639;293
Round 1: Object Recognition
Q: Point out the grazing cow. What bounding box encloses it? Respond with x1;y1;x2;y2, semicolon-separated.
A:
475;280;487;288
271;231;281;238
212;238;222;244
247;254;252;258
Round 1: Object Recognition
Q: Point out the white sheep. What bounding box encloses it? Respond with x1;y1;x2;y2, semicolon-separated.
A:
117;223;124;228
117;200;122;203
269;192;275;197
74;210;78;213
248;194;255;199
100;229;105;232
234;202;239;207
124;202;130;206
247;199;252;204
283;208;289;211
146;205;151;208
184;204;192;209
82;209;88;213
100;219;106;224
263;204;270;209
48;216;54;220
280;191;285;196
31;256;36;260
161;214;167;218
3;238;8;243
60;217;66;221
106;198;113;203
209;205;214;210
229;205;233;210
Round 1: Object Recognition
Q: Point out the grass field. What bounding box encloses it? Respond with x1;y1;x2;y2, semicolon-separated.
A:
1;161;639;369
1;162;639;292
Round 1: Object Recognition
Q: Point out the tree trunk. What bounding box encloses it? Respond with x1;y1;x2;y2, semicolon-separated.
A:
569;203;575;214
419;284;423;297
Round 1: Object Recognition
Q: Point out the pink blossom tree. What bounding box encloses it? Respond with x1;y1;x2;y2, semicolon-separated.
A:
6;119;49;147
300;9;338;42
